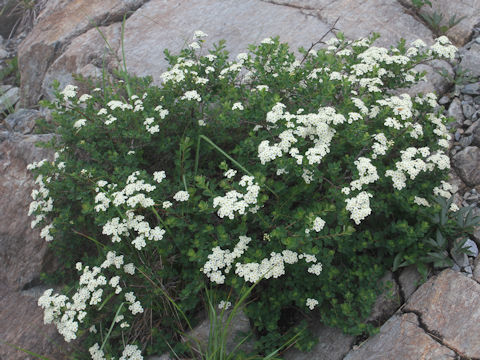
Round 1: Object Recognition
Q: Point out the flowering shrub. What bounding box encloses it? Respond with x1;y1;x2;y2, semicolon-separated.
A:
29;31;466;358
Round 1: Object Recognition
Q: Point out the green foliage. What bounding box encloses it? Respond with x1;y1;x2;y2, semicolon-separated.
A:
0;56;19;85
421;11;467;37
28;32;468;359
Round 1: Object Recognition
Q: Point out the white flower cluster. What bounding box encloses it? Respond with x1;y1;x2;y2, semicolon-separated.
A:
213;175;260;219
349;157;379;191
202;236;323;284
143;117;159;135
27;163;56;240
120;344;143;360
38;250;134;343
414;196;430;207
181;90;202;102
95;171;156;212
173;190;189;202
202;235;252;284
345;191;373;225
218;300;232;310
60;84;78;101
430;36;457;60
258;102;342;167
306;298;319;310
386;146;450;191
235;249;322;283
73;119;87;129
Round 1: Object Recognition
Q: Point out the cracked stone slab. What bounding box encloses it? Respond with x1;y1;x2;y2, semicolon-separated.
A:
121;0;332;82
343;313;456;360
404;269;480;358
272;0;435;46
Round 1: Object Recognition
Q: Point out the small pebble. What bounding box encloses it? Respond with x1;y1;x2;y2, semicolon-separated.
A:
452;263;461;272
464;265;473;274
464;119;473;127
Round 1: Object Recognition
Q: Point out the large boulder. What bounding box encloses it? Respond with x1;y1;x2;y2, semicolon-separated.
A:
18;0;455;107
18;0;146;107
0;132;71;359
0;133;54;290
452;146;480;187
404;269;480;358
344;312;456;359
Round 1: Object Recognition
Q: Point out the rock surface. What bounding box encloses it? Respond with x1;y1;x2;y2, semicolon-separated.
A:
414;0;480;45
185;309;254;354
367;271;401;324
404;269;480;358
19;0;460;107
453;146;480;187
2;108;41;134
0;86;19;112
0;288;70;360
18;0;146;106
0;133;54;290
344;312;456;360
398;265;423;300
283;323;354;360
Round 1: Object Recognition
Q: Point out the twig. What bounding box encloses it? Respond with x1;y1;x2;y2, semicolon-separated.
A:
300;17;340;65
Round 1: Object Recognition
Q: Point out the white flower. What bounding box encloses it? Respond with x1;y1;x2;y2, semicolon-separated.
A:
189;41;200;50
60;84;77;100
224;169;237;179
162;201;172;209
153;171;166;183
124;263;135;275
232;102;244;111
73;119;86;129
218;300;232;310
312;217;325;232
193;30;208;39
173;190;189;202
306;298;318;310
78;94;92;102
261;37;274;45
181;90;201;102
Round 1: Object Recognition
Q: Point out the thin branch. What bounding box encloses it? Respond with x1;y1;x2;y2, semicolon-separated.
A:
300;17;341;65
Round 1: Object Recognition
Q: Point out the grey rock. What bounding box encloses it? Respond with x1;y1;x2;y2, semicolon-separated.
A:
404;269;480;358
0;47;8;59
463;102;475;118
474;96;480;105
464;265;473;274
460;43;480;78
464;239;479;258
473;256;480;282
465;121;479;135
455;129;462;141
460;135;473;147
464;119;473;127
451;246;469;268
367;271;400;324
448;97;464;124
0;84;12;93
343;313;455;360
3;109;40;134
462;83;480;95
0;86;19;112
398;265;423;301
452;263;461;272
184;308;254;355
438;95;450;105
453;147;480;187
283;323;354;360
